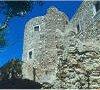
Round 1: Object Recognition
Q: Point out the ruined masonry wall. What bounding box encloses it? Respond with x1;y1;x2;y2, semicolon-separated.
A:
22;7;69;83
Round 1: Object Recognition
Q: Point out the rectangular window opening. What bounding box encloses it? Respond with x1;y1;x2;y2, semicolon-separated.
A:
29;51;32;59
77;24;80;33
34;26;39;31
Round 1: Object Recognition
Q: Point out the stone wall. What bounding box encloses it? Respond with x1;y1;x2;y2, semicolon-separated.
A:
22;7;69;83
52;1;100;89
22;2;100;89
53;1;100;89
71;1;100;41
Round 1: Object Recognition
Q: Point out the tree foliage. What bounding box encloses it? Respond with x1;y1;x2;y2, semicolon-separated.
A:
0;1;44;47
0;59;23;80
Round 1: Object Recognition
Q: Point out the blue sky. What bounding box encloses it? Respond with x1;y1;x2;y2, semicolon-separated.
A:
0;1;82;67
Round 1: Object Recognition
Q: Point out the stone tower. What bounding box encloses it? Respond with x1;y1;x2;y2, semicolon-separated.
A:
22;6;69;83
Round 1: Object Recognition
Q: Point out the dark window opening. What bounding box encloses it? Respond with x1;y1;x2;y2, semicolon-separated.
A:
77;24;80;32
66;21;68;25
34;26;39;31
29;51;32;59
95;1;100;12
45;70;48;75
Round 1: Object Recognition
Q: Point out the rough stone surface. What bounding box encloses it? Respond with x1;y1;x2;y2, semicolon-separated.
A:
22;6;68;83
22;1;100;89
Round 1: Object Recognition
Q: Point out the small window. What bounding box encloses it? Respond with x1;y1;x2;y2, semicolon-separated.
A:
66;21;68;25
34;26;39;31
29;51;32;59
77;24;80;32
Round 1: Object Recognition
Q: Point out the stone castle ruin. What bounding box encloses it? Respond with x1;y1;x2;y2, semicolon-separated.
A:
22;1;100;89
